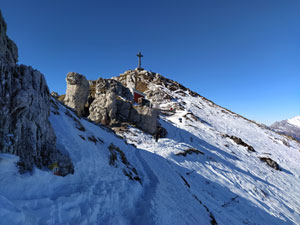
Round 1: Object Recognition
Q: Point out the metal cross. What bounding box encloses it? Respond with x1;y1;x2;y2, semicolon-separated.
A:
136;51;143;68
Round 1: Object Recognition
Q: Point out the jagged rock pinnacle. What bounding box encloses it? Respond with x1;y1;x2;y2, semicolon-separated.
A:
64;72;90;117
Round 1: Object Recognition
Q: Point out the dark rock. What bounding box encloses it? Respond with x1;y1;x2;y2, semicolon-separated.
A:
224;135;255;152
259;157;280;170
176;148;205;157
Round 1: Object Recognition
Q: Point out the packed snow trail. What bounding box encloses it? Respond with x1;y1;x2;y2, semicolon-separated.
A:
129;148;159;225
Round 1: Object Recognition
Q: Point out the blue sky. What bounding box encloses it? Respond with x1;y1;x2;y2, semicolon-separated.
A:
1;0;300;125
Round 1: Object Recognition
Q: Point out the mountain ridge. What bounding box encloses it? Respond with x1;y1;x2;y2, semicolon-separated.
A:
0;9;300;225
270;116;300;142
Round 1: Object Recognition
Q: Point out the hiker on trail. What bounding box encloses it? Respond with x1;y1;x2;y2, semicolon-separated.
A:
155;126;162;142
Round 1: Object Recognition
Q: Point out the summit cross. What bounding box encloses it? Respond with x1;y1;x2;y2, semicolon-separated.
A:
136;52;143;69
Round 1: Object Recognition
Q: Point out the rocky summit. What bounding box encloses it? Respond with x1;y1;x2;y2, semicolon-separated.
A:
61;68;199;136
63;71;161;135
1;9;300;225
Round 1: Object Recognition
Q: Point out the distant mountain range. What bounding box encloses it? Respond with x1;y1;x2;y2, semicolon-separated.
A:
270;116;300;142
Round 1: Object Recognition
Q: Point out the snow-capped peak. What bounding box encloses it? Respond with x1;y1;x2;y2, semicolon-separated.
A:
287;116;300;128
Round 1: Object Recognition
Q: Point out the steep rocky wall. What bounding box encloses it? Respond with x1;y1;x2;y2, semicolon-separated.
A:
0;10;73;175
0;11;18;65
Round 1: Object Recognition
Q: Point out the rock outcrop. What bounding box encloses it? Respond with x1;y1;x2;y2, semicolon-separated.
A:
0;11;18;65
129;105;159;134
87;77;132;124
64;72;90;117
114;69;182;105
64;68;202;135
88;77;159;134
0;11;73;176
259;157;280;170
51;91;59;98
62;69;175;135
113;69;155;96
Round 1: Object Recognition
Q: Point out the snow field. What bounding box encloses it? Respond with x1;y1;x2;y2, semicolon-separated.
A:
0;102;144;225
121;85;300;225
1;83;300;224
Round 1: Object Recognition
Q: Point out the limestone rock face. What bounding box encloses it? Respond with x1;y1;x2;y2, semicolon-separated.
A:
0;11;73;176
0;11;18;65
88;77;159;134
0;65;74;175
64;72;89;116
94;78;133;101
62;69;162;135
114;69;175;105
113;69;155;94
88;78;132;125
130;106;159;134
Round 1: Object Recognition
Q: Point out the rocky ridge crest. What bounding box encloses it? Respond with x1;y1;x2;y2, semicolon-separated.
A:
62;67;209;136
63;72;160;135
270;118;300;142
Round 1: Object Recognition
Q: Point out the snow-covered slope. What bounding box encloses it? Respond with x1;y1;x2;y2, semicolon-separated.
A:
270;116;300;142
1;6;299;224
1;71;300;225
0;99;214;225
117;75;300;225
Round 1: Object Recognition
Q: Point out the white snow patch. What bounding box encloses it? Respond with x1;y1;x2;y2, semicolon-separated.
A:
287;116;300;128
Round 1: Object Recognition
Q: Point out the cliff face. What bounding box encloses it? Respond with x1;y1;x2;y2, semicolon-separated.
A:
0;11;73;175
0;11;18;65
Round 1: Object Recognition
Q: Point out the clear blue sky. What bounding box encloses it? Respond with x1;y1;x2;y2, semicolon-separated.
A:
1;0;300;125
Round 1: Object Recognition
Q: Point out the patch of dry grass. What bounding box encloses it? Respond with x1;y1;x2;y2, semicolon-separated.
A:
108;143;141;183
58;94;65;102
259;157;280;170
